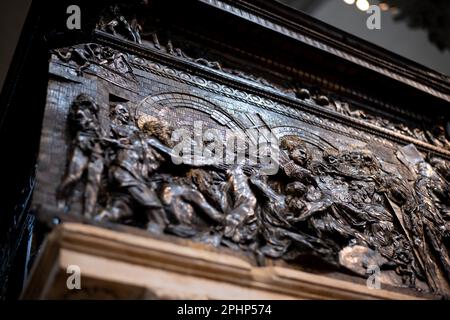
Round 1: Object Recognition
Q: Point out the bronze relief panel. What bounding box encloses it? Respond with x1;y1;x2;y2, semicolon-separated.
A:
32;41;450;298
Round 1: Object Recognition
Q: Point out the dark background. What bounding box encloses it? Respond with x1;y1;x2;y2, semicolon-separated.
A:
0;0;31;93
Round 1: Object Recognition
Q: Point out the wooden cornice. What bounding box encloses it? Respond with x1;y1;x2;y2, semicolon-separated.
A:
203;0;450;100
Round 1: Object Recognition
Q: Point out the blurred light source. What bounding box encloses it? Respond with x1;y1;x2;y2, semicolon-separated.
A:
356;0;370;11
343;0;356;4
379;2;389;11
390;6;399;15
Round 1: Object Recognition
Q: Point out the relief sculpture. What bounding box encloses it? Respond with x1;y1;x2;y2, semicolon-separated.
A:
58;92;450;296
54;42;450;153
89;0;450;152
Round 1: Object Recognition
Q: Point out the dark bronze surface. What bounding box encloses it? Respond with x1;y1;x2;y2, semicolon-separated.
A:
37;34;450;296
3;0;450;299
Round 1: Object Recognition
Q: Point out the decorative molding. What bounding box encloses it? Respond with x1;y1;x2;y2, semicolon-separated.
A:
22;223;424;300
199;0;450;101
125;46;450;158
89;33;450;159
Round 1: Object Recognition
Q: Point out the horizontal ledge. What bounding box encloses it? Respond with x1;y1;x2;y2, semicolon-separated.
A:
22;223;423;300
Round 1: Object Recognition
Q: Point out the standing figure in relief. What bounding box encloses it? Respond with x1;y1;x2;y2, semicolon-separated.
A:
58;94;106;219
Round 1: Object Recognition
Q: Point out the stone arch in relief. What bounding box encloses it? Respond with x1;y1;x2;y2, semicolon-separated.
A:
135;92;248;138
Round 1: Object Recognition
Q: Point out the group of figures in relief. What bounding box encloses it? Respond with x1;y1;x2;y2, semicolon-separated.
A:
58;93;450;296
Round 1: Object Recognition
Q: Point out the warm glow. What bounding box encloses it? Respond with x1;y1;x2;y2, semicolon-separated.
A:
343;0;356;4
379;2;389;11
356;0;370;11
390;6;399;15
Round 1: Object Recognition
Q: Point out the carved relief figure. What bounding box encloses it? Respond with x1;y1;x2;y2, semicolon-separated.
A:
57;94;106;218
95;107;172;233
98;5;142;44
